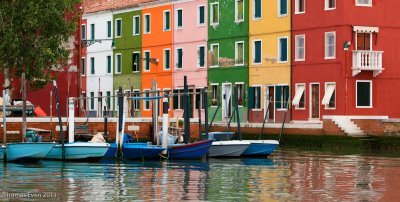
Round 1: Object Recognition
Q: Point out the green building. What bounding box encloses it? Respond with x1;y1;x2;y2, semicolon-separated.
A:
113;9;142;117
208;0;249;122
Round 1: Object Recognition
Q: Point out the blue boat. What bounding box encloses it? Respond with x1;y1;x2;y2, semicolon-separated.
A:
46;142;110;160
6;143;56;162
104;143;165;159
241;140;279;157
167;140;213;159
0;145;5;160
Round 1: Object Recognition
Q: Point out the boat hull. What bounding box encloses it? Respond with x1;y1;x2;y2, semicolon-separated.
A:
46;142;110;160
104;143;165;159
0;145;5;160
201;132;235;141
209;141;250;157
168;140;213;159
242;140;279;156
6;143;56;162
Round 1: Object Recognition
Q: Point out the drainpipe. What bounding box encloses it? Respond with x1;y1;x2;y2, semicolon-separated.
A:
289;0;293;121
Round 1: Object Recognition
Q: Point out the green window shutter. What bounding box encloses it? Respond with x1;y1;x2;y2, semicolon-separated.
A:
275;86;282;108
178;49;183;68
255;41;261;63
199;46;205;67
107;56;111;73
280;38;288;62
165;11;170;30
280;0;287;15
173;90;178;109
107;21;111;37
248;87;255;109
165;50;170;69
135;17;140;35
81;25;86;40
283;86;289;108
145;52;150;70
106;91;111;107
90;92;94;110
255;0;261;18
199;6;205;24
146;15;150;33
90;57;95;74
81;58;85;75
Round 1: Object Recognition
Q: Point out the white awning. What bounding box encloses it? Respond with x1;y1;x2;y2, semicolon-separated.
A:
292;85;305;106
353;26;379;33
322;84;335;105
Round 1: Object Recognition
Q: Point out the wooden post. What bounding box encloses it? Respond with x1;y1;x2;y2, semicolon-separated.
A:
151;79;158;145
117;87;123;158
22;73;26;142
50;91;53;141
203;88;209;138
3;90;7;145
53;80;65;161
183;76;190;144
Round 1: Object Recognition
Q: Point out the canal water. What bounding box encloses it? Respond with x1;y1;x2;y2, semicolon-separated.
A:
1;149;400;201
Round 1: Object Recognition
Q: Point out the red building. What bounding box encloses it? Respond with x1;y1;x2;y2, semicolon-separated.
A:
291;0;400;127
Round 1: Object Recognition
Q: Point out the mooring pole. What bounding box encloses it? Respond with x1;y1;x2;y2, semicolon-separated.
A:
234;86;242;141
151;79;158;145
104;106;108;141
53;80;65;161
161;93;169;154
21;73;26;142
50;91;53;141
183;76;190;144
68;98;75;143
203;88;209;138
2;90;6;161
197;89;202;137
117;87;123;158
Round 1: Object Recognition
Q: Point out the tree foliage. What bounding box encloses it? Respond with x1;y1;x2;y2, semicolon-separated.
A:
0;0;81;90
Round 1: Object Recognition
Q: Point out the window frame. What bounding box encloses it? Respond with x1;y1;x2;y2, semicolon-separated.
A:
253;0;262;20
324;82;336;110
197;45;206;68
278;0;288;17
325;31;336;59
144;50;150;72
132;51;140;73
197;5;206;26
133;15;140;36
144;14;151;34
143;89;151;111
235;41;245;66
276;85;290;111
235;82;244;107
325;0;336;10
211;83;219;107
295;83;306;110
115;54;122;74
252;39;262;65
210;2;220;26
115;18;122;38
356;0;372;7
235;0;245;23
176;8;183;29
163;10;171;32
163;48;171;70
278;36;289;63
210;43;220;68
356;80;373;108
295;34;305;61
295;0;306;14
251;85;262;111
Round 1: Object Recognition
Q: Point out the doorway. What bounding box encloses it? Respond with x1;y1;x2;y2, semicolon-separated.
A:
310;83;320;119
222;83;232;121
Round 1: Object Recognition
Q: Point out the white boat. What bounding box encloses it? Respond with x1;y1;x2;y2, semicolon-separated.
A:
209;141;251;157
45;142;110;160
6;142;56;162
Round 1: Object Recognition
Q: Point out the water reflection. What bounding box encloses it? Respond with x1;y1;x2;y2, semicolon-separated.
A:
1;150;400;201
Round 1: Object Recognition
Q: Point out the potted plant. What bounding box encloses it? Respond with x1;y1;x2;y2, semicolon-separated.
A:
177;118;184;128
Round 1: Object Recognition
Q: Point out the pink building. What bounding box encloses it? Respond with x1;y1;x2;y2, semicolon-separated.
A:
172;0;208;119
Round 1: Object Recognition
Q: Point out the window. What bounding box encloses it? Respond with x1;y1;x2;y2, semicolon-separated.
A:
276;85;289;109
90;92;94;110
144;89;150;110
198;6;205;25
107;55;111;74
115;19;122;37
133;16;140;35
211;84;219;106
176;48;183;69
279;0;288;16
144;51;150;71
81;24;86;40
322;83;336;109
173;89;185;110
81;57;85;75
295;0;305;14
82;92;86;110
115;54;122;74
293;84;305;109
195;88;204;109
164;49;170;70
132;90;140;110
211;44;219;67
198;46;206;68
356;81;372;108
325;0;336;10
356;0;372;7
253;0;262;19
164;11;170;31
295;35;305;61
235;0;244;22
249;86;261;109
144;14;151;34
325;32;336;59
90;24;95;40
107;21;112;38
253;40;262;64
235;41;244;65
210;3;219;25
356;33;371;51
176;9;183;29
132;52;140;72
235;83;244;106
278;37;288;62
90;57;95;74
106;91;111;108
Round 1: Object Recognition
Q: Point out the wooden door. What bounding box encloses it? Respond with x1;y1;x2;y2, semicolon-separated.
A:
268;86;274;120
311;84;320;119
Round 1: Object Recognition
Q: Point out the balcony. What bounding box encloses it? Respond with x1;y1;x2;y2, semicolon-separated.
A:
352;50;384;77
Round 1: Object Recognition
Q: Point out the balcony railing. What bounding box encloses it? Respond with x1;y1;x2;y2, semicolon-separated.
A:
352;50;384;77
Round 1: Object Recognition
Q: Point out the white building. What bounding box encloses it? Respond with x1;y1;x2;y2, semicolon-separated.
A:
84;11;114;117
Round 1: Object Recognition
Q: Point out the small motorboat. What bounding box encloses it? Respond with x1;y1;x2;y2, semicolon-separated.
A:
209;140;251;157
241;140;279;156
0;145;5;160
167;140;213;159
201;131;235;141
6;142;56;162
46;142;110;160
104;142;165;159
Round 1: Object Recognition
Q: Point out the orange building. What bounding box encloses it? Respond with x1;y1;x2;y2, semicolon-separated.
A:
141;3;173;117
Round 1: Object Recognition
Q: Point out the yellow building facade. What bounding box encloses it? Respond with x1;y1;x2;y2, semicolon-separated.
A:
248;0;291;123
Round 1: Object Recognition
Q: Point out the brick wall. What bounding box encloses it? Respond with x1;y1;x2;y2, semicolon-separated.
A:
323;120;346;136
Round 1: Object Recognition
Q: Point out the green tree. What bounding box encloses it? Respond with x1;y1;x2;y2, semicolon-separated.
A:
0;0;81;99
